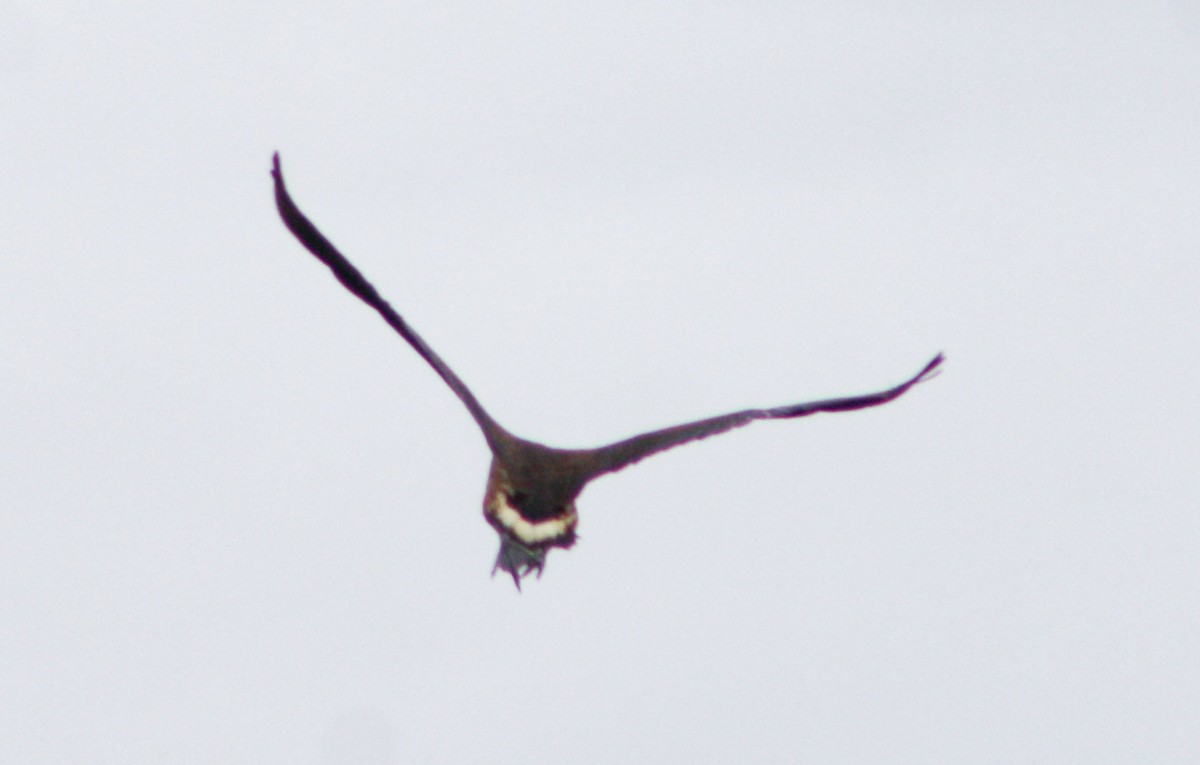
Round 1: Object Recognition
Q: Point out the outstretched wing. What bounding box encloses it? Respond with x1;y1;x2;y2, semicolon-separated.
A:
584;353;944;478
271;153;508;452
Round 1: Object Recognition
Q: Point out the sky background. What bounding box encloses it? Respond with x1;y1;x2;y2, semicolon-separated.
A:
3;2;1198;763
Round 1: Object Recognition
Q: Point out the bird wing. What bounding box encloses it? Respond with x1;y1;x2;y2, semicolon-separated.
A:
271;153;508;452
583;353;944;478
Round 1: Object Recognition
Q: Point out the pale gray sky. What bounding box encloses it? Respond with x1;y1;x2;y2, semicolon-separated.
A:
3;2;1197;763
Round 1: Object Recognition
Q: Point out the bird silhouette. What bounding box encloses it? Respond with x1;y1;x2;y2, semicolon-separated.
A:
271;153;943;588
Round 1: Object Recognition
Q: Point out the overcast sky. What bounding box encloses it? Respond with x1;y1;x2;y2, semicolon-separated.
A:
3;2;1197;763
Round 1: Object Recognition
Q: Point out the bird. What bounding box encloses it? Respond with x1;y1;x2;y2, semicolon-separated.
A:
270;153;943;589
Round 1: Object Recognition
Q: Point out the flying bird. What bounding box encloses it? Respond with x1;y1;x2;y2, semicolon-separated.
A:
270;153;943;588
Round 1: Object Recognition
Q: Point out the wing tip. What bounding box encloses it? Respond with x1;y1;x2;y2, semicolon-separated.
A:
916;352;945;384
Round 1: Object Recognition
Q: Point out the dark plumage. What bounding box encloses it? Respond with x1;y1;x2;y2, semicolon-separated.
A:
270;153;943;588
